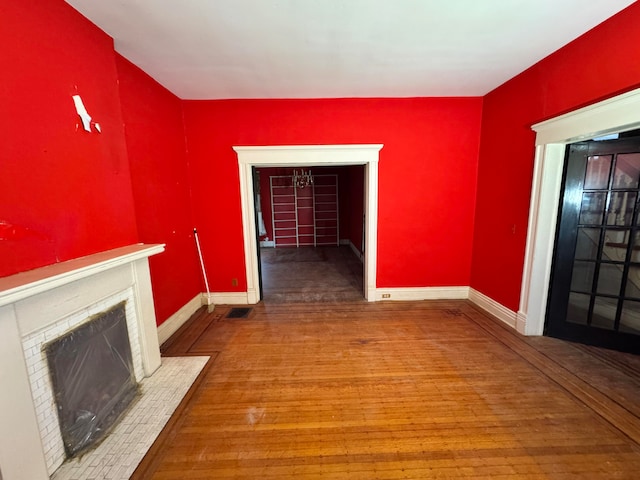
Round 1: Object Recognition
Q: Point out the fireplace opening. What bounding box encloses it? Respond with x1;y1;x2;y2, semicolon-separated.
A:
44;302;139;458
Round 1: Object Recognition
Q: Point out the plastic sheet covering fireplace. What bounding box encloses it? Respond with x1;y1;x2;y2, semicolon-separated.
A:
44;302;138;458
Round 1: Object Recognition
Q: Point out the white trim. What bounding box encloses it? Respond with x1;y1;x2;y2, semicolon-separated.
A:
0;305;49;480
157;290;253;346
0;244;165;307
234;144;382;303
516;311;528;334
156;293;203;346
532;88;640;146
259;240;275;248
469;288;517;329
131;258;163;376
519;87;640;336
517;143;565;336
376;286;469;301
211;291;251;305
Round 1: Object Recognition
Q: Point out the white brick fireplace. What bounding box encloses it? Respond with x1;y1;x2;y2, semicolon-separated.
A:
0;244;164;480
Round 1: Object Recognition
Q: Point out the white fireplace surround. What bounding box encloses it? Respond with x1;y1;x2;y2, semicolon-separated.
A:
0;244;164;480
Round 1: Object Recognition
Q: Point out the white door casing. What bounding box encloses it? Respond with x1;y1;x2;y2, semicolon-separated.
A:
234;144;383;304
518;87;640;335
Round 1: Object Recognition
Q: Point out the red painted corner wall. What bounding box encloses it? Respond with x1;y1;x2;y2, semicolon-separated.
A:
471;1;640;311
116;55;202;324
0;1;138;277
183;98;482;291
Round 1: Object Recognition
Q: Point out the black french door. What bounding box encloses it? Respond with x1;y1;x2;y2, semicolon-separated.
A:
546;137;640;353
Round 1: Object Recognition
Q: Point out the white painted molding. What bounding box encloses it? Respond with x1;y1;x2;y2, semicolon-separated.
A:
363;160;379;301
375;286;469;301
157;293;203;346
156;289;253;346
0;305;49;480
211;291;250;305
234;144;382;303
0;244;165;307
469;288;517;329
259;240;275;248
131;258;162;376
520;86;640;336
516;311;528;335
532;88;640;145
233;144;384;165
518;143;565;336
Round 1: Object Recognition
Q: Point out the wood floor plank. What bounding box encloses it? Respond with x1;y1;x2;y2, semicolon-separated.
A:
136;300;640;479
464;302;640;445
160;307;221;355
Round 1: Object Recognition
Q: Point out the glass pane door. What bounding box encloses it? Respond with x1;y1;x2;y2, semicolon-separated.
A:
546;138;640;353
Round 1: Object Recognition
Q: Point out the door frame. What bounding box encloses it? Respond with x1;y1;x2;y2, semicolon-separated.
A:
234;144;383;304
519;87;640;335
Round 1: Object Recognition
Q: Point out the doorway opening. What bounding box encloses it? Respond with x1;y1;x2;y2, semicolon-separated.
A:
235;144;382;304
256;165;365;303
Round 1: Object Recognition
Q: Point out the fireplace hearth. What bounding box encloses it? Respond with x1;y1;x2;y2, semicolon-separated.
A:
45;302;138;457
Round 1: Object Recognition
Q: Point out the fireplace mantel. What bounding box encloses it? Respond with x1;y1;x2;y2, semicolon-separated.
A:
0;244;164;480
0;244;164;307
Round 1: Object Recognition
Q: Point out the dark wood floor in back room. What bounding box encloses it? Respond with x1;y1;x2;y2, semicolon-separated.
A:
259;246;365;303
133;296;640;479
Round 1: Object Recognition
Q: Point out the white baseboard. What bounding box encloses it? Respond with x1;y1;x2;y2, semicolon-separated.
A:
516;311;528;334
194;285;518;335
156;293;203;345
157;290;254;345
201;293;214;306
468;288;517;329
260;240;275;248
210;291;251;305
375;286;470;301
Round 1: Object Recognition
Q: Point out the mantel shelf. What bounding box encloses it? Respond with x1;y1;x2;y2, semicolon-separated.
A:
0;244;165;308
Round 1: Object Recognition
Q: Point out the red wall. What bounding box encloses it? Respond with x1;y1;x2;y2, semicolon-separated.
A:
0;1;138;277
13;0;637;318
257;167;277;242
115;56;202;324
471;1;640;311
345;165;365;253
183;98;483;291
0;1;203;325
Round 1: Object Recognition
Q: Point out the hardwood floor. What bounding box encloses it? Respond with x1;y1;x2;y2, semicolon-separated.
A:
135;301;640;479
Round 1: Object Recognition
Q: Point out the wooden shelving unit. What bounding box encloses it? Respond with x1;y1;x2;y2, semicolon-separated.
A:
269;174;338;247
314;174;339;246
270;176;297;247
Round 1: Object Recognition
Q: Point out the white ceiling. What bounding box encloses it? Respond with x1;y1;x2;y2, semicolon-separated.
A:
65;0;635;100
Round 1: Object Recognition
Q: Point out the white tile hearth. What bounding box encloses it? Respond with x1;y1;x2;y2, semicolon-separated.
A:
52;356;208;480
